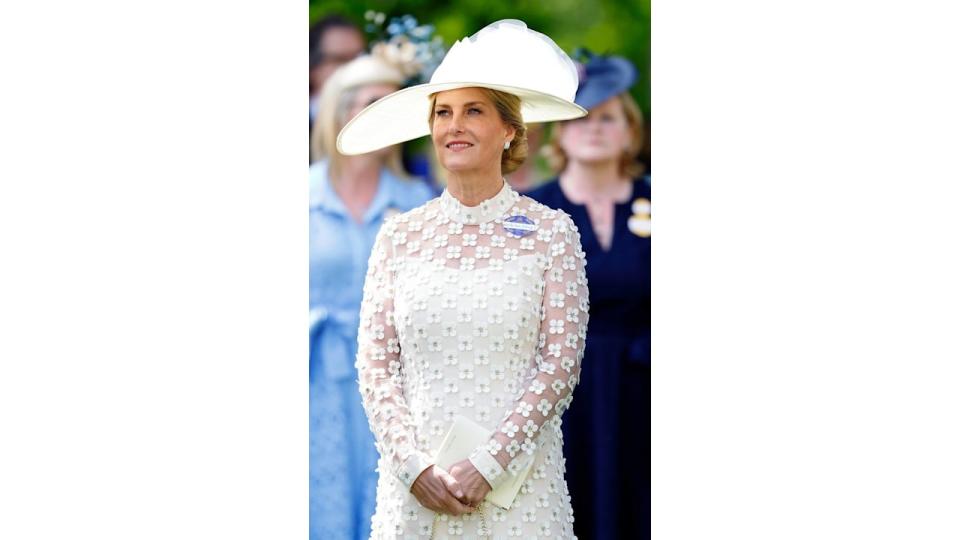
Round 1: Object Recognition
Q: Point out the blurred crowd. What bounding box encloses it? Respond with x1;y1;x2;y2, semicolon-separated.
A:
309;13;650;540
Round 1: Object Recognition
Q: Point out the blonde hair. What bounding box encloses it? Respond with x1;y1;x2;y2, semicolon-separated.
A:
428;88;528;175
543;92;646;178
310;55;407;178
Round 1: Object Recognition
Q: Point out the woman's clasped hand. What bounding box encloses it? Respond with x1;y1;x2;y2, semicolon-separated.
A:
410;462;491;516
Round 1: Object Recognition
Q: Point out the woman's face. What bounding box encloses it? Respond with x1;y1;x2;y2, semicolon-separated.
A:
558;96;632;166
431;87;515;175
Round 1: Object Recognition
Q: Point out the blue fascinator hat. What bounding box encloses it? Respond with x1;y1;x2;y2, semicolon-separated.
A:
573;49;639;110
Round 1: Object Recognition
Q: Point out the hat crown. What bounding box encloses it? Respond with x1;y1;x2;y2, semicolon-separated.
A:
332;55;406;91
429;19;579;102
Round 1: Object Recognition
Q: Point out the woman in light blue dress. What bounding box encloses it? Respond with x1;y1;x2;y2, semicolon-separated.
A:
309;51;435;540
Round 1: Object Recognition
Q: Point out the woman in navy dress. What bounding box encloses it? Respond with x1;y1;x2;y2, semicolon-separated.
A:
525;53;651;540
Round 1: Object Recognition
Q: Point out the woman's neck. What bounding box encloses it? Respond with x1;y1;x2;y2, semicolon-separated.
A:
445;168;504;207
332;155;380;193
559;159;631;204
330;155;382;222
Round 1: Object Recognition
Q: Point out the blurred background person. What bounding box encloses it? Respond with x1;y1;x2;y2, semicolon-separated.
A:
526;52;651;540
308;48;434;540
309;15;365;128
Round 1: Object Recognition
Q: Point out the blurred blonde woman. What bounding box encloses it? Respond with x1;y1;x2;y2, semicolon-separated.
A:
309;49;433;540
527;52;651;540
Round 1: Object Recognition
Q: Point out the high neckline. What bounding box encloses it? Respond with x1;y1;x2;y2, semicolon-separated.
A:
439;181;519;225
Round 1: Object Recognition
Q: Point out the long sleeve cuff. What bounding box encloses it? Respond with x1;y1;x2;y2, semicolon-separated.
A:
468;445;508;491
398;451;433;491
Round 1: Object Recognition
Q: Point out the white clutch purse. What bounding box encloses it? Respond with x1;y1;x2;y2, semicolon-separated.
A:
433;415;534;509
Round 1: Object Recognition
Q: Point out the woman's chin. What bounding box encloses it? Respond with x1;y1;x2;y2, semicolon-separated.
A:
568;152;619;166
439;158;482;173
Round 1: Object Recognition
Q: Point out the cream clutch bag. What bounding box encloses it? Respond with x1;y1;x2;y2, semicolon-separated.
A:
434;415;534;509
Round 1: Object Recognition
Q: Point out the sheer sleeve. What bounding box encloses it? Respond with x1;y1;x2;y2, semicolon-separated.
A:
356;220;433;490
468;212;590;489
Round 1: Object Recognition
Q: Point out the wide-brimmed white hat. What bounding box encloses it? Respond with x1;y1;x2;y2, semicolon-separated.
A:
336;19;587;155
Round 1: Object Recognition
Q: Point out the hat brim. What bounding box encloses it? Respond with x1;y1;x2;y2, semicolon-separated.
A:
336;82;587;155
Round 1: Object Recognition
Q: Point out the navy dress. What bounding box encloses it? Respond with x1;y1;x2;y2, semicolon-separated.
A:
526;177;651;540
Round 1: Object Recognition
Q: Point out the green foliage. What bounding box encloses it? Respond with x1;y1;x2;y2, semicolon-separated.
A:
309;0;650;116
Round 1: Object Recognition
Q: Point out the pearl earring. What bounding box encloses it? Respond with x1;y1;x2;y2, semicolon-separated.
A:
504;141;511;150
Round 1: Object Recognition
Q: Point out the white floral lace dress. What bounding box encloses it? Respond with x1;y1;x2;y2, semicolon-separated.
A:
356;182;589;539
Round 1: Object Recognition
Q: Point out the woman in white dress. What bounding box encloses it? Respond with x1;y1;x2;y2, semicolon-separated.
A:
338;20;590;538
